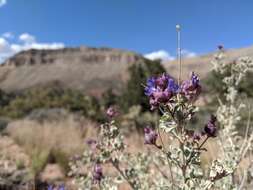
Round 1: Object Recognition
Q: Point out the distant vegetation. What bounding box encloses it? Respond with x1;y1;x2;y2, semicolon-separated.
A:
0;59;165;123
0;86;103;121
0;58;252;133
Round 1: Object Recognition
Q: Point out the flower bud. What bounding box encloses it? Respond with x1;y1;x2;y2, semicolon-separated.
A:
193;132;202;141
144;127;158;145
203;115;217;137
93;164;103;183
181;72;201;101
106;106;118;118
218;45;224;50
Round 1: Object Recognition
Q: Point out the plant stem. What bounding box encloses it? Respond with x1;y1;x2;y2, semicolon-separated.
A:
179;140;187;183
157;125;175;189
110;159;136;189
199;136;209;149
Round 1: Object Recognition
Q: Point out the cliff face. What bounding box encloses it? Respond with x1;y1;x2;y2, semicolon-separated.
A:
0;47;144;96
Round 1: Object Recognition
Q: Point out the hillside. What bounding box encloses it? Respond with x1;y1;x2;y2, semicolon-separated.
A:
0;45;253;96
0;47;144;96
164;45;253;79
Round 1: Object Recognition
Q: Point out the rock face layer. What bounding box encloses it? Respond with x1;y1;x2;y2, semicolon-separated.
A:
0;47;144;96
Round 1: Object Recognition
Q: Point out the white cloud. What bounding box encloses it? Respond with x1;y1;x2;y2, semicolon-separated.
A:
0;0;6;7
2;32;14;39
144;50;175;62
0;38;10;51
144;49;197;63
0;32;64;63
19;33;36;44
181;49;197;58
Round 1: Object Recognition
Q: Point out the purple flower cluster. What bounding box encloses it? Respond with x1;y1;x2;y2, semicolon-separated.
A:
144;74;179;110
144;127;158;145
203;115;217;137
144;72;201;109
93;164;103;183
193;131;202;141
180;72;201;101
106;106;118;118
189;115;217;143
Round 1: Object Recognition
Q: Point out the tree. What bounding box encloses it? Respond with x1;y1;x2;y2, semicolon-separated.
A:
119;59;166;112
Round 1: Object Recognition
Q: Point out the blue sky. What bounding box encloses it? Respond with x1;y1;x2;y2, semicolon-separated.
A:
0;0;253;61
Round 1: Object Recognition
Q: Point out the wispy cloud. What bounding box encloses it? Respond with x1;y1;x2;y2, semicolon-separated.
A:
0;0;7;7
2;32;14;39
181;49;197;58
19;33;36;44
144;50;175;62
144;49;197;62
0;32;64;63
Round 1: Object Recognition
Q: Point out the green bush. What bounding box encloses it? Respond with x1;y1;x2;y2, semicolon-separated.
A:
119;59;166;112
0;86;103;121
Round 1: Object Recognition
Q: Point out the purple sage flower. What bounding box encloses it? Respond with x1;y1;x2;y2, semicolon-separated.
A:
106;106;118;118
93;164;103;183
193;131;202;141
218;45;224;50
168;78;180;93
181;72;201;101
48;185;65;190
156;73;169;88
144;74;178;109
203;115;217;137
144;127;158;145
144;77;157;96
149;97;159;110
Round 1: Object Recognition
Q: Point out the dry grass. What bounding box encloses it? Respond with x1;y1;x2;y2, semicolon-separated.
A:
7;117;82;155
3;115;251;188
5;115;98;175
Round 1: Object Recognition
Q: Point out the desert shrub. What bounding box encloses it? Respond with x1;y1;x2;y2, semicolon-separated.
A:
69;50;253;189
200;50;253;136
204;60;253;99
210;50;253;189
6;115;87;176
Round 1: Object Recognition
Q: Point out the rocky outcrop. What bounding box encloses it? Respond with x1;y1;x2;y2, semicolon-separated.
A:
2;47;141;67
1;45;253;96
0;47;145;96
